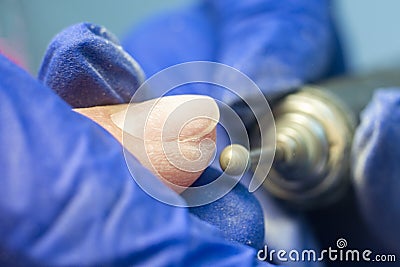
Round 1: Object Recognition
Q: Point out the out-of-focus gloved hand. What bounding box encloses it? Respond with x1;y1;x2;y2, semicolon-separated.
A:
352;89;400;254
0;54;280;266
123;0;344;101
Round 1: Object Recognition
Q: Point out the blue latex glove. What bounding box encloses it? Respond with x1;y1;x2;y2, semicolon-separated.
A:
0;54;279;266
38;23;145;108
123;0;343;101
352;89;400;254
189;168;265;249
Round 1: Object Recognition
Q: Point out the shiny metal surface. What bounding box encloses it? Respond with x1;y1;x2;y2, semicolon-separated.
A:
261;88;356;208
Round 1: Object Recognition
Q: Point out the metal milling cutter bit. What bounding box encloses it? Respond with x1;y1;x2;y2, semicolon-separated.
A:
220;88;356;209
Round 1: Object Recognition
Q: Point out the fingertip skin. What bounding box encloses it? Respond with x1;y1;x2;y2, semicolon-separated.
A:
352;88;400;251
38;22;145;108
189;168;265;249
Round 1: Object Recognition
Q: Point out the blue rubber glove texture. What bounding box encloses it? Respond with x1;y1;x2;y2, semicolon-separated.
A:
352;89;400;252
0;55;276;266
38;23;145;108
123;0;340;101
189;168;265;249
204;0;335;97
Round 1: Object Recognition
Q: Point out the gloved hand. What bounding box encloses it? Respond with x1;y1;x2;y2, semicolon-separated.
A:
352;89;400;253
0;53;279;266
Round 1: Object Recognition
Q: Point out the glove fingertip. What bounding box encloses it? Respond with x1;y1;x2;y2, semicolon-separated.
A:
352;88;400;251
38;22;145;108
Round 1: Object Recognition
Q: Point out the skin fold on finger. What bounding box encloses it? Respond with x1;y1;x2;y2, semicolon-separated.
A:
74;95;219;193
74;104;128;142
